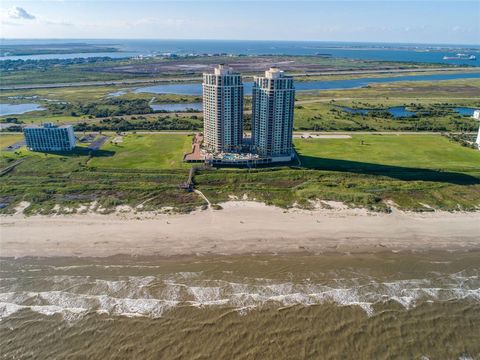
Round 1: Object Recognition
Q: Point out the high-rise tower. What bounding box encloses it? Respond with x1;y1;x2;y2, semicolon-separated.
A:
202;64;244;153
251;68;295;158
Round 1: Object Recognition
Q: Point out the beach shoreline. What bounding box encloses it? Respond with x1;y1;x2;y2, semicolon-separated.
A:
1;201;479;258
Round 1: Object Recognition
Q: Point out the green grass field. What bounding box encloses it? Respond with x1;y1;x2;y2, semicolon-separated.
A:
89;134;193;169
295;135;480;175
0;134;23;148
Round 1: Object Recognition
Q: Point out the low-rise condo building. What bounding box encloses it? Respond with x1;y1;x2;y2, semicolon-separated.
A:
24;123;76;152
202;64;244;153
251;68;295;161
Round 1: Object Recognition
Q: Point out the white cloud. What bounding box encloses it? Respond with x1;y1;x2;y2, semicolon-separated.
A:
1;20;21;26
451;26;473;33
8;6;35;20
43;20;73;27
126;17;186;27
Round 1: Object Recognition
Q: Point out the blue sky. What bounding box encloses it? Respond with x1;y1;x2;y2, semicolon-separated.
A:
1;1;479;44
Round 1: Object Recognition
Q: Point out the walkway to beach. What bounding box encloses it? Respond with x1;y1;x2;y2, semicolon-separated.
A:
184;133;204;162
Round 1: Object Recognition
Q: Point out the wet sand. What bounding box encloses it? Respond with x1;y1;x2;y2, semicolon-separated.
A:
1;201;479;258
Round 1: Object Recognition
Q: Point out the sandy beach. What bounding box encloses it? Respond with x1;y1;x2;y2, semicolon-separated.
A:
1;201;479;258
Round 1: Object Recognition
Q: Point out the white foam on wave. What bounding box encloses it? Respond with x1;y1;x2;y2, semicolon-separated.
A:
0;302;25;320
0;290;178;321
179;272;203;279
1;271;479;321
188;286;225;306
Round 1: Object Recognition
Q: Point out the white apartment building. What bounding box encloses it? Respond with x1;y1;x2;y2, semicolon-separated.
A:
251;68;295;159
202;64;244;153
24;123;76;152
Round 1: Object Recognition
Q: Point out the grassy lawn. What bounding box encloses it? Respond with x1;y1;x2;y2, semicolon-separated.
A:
0;134;24;148
295;135;480;175
89;134;193;169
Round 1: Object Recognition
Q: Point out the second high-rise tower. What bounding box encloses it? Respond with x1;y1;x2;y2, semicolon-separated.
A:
251;68;295;158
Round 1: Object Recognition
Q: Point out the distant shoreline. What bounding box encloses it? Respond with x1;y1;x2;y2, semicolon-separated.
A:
1;201;479;258
1;67;478;91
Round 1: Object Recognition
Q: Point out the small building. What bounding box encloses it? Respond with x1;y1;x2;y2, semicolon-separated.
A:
24;122;76;152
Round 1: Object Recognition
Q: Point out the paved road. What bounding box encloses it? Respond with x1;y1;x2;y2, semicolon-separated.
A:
2;131;475;137
133;131;475;136
1;67;476;91
2;140;26;152
88;136;108;150
0;159;25;176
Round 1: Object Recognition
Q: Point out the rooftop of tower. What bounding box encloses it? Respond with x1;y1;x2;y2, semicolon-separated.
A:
213;64;236;76
265;67;285;79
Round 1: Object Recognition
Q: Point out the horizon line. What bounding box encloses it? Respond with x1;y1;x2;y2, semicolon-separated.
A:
1;38;479;47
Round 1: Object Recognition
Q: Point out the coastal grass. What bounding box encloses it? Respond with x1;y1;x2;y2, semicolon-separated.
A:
0;66;144;86
297;78;480;100
195;167;480;212
0;141;201;214
293;68;480;82
2;133;479;214
195;135;480;212
4;115;89;126
0;86;201;104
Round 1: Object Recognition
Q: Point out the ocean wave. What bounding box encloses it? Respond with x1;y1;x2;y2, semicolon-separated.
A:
0;269;479;321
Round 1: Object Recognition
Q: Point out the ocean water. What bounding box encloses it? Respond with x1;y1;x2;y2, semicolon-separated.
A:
133;72;480;95
1;39;479;66
1;252;479;359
